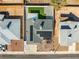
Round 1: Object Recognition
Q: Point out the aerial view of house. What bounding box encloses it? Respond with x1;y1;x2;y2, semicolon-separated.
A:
0;0;79;54
25;6;54;52
55;6;79;53
0;5;24;52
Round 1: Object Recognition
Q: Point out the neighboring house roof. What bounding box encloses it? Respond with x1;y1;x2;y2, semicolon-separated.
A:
61;12;79;22
0;12;9;21
0;11;22;45
61;25;71;29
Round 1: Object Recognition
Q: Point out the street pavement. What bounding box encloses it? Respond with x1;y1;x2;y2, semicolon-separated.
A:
0;54;79;59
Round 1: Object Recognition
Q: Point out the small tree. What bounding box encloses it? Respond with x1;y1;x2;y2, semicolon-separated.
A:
51;0;67;35
51;0;67;10
50;0;67;52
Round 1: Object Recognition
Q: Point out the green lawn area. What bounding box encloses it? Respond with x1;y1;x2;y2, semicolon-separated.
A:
28;7;46;19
